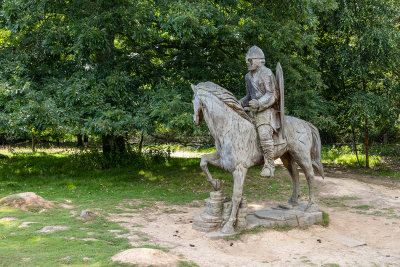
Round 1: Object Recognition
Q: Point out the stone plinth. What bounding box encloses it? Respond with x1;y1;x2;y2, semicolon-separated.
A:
247;201;322;228
192;191;248;232
193;196;323;238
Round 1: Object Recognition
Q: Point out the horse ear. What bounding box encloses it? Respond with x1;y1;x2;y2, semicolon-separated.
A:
191;84;197;93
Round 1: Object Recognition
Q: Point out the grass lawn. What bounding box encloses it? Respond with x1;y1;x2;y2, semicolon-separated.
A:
0;151;297;266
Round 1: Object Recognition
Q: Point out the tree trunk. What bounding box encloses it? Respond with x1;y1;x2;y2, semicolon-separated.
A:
83;134;89;143
351;125;361;167
115;136;126;153
31;134;36;153
383;133;388;144
365;118;369;168
362;79;370;169
77;134;83;147
139;132;144;153
102;134;126;158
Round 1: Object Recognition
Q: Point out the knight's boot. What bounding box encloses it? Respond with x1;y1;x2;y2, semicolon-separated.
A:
260;140;275;177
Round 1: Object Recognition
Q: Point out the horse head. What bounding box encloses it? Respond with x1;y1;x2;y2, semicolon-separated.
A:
191;84;203;126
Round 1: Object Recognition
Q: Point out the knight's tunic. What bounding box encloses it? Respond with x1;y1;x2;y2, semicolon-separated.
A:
240;66;280;131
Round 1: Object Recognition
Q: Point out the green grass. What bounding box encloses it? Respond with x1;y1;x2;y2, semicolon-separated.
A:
352;205;373;210
321;144;400;178
178;261;200;267
316;211;330;227
0;151;299;266
322;145;381;167
0;153;208;266
358;167;400;178
3;146;395;266
0;206;132;266
319;196;360;208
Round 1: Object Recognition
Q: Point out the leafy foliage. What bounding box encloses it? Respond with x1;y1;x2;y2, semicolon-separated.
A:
0;0;398;149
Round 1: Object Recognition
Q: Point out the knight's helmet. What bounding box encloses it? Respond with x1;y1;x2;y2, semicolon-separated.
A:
246;45;265;60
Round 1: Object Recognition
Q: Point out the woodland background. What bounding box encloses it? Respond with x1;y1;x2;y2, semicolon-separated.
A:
0;0;399;167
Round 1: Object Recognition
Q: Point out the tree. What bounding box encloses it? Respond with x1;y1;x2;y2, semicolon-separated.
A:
317;0;400;167
0;0;356;157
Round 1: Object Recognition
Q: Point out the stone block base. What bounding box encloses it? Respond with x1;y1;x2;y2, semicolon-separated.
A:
192;193;323;238
247;201;322;229
192;191;247;232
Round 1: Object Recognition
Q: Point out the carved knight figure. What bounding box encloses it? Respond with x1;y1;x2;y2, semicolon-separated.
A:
239;46;280;178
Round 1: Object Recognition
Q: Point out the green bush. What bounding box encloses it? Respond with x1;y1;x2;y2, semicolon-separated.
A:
322;145;381;167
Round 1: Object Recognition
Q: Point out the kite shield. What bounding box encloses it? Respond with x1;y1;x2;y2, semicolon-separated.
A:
276;62;286;138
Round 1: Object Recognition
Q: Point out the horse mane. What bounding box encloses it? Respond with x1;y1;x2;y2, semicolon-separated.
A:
196;82;253;123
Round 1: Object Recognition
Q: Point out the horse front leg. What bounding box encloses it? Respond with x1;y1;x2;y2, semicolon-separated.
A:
221;164;247;234
200;152;222;191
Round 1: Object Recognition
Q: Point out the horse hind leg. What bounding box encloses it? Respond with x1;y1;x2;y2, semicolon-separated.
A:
294;154;319;212
281;153;300;206
200;152;222;191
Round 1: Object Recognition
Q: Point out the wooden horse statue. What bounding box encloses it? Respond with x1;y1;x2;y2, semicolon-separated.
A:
191;81;324;235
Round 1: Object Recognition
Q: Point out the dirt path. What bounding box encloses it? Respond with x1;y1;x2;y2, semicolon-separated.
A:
108;171;400;267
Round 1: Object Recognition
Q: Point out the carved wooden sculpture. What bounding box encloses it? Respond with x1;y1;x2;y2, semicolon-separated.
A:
191;81;324;235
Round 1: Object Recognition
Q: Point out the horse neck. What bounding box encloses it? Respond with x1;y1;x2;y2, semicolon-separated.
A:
200;92;250;142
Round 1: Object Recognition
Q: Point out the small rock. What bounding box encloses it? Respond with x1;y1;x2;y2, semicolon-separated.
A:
37;225;70;233
86;232;98;235
108;229;122;233
81;238;99;241
62;236;99;242
190;244;195;247
18;221;36;228
0;217;18;221
230;242;233;246
317;239;321;243
386;255;390;257
80;210;92;218
0;192;53;211
59;203;74;209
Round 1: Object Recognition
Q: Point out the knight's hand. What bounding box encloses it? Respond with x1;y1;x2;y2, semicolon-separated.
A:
249;99;259;111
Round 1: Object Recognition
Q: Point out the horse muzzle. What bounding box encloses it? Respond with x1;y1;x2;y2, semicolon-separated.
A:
193;114;202;126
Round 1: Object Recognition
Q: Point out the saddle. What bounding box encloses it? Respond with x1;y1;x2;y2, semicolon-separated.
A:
244;107;287;152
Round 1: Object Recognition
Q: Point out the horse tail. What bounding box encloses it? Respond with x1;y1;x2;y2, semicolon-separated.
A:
307;122;325;179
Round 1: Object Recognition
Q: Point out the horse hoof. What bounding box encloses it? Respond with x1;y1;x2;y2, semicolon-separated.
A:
211;179;221;191
288;198;299;206
221;224;235;235
260;167;274;178
306;203;319;212
278;202;294;210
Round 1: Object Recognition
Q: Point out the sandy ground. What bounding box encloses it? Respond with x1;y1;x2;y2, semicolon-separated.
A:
108;169;400;267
